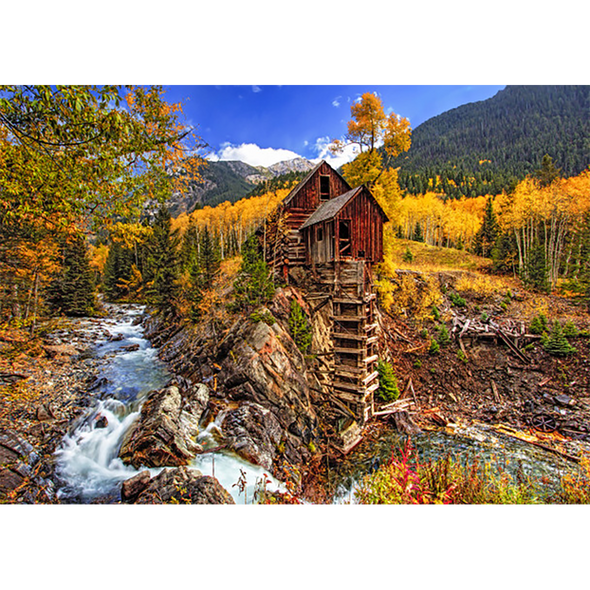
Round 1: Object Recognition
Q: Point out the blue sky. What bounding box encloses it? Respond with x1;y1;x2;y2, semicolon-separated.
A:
162;85;506;168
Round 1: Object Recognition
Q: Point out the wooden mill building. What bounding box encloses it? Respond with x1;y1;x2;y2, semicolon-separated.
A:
265;161;388;427
270;160;387;276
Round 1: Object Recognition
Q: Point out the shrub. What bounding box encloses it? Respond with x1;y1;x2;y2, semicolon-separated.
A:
435;323;450;346
543;321;577;356
557;455;590;504
563;320;579;337
288;299;312;354
448;291;466;308
355;441;543;505
402;247;414;263
428;339;440;355
529;313;548;335
377;359;400;402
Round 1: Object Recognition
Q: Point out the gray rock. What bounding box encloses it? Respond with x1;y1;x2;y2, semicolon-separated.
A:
124;466;235;504
119;382;209;469
221;402;282;470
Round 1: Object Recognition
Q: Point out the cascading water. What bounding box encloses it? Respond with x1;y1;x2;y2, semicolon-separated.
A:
55;304;281;504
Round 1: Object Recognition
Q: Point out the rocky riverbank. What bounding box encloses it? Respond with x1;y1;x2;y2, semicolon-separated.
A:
141;287;327;484
0;313;113;502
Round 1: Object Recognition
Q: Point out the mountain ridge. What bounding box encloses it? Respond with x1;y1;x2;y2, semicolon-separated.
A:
170;85;590;212
168;157;316;216
394;85;590;197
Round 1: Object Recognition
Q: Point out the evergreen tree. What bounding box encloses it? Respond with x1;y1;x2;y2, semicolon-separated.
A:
543;321;576;356
103;241;135;301
47;233;95;316
473;197;499;258
180;216;200;270
535;154;561;187
377;359;400;402
185;226;221;321
198;226;221;286
413;221;424;243
145;205;180;316
524;242;549;293
233;234;275;311
288;299;312;354
576;211;590;310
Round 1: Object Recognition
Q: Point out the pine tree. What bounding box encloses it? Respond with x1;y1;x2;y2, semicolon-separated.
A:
473;197;499;258
145;205;180;316
543;321;576;356
184;226;221;321
103;241;135;301
525;242;549;293
288;299;312;354
47;233;96;316
535;154;561;188
233;234;275;311
413;221;424;243
576;211;590;310
377;359;400;402
198;226;221;286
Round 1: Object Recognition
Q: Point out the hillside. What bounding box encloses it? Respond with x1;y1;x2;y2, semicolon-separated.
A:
167;157;315;216
395;85;590;198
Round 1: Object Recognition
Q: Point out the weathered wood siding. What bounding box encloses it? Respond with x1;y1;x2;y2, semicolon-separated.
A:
284;161;351;227
303;186;386;265
337;187;386;263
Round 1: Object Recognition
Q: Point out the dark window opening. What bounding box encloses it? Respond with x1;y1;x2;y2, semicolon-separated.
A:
319;175;330;200
339;219;351;257
317;226;324;241
357;250;365;258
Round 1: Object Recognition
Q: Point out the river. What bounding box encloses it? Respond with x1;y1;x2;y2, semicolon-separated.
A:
54;304;281;504
53;304;585;505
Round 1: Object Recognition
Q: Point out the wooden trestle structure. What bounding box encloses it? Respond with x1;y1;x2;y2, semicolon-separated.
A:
261;160;388;432
308;260;379;425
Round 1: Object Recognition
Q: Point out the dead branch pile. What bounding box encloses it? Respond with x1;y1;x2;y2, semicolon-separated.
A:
450;312;539;363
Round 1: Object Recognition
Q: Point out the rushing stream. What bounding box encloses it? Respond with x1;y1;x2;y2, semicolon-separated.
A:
54;304;281;504
54;304;585;505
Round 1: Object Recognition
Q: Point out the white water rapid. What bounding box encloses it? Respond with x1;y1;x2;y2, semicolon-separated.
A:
55;304;281;504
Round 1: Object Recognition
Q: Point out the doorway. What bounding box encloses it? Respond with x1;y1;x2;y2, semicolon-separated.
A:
339;219;351;257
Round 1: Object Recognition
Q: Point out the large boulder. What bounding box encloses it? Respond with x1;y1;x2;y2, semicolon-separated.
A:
221;402;282;470
121;467;234;504
119;381;209;469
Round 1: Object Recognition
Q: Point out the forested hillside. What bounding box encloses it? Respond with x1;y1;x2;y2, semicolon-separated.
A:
395;85;590;198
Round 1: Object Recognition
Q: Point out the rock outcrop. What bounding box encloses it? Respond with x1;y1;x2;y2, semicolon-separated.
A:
0;429;56;503
121;467;234;504
143;287;328;477
221;402;282;470
119;381;209;469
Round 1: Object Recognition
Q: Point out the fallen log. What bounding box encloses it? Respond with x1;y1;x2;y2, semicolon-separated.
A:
374;400;415;418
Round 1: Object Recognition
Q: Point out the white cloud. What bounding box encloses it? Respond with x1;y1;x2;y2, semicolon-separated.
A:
311;136;359;169
252;85;262;93
332;96;342;107
209;142;303;167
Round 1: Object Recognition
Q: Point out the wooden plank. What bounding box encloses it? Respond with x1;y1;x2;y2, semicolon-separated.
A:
362;370;379;385
332;332;368;341
332;315;364;322
333;381;365;393
333;346;364;354
365;381;380;395
363;354;379;364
